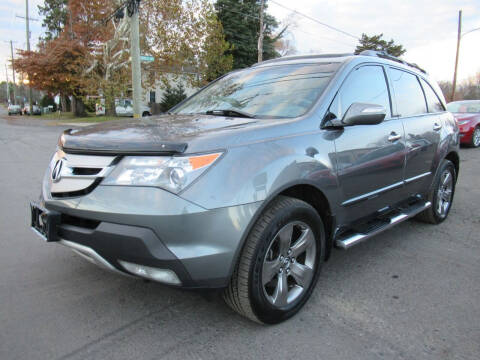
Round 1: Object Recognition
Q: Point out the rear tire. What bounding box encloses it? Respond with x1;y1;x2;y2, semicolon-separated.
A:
223;196;325;324
416;159;456;224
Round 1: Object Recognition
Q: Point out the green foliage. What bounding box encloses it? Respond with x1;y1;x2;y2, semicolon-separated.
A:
354;33;406;57
160;83;187;113
215;0;282;69
40;94;57;111
38;0;69;40
84;97;97;113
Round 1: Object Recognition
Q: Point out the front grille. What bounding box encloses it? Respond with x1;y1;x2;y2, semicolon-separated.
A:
48;149;117;198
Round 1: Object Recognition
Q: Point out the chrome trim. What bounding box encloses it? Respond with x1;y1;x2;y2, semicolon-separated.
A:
336;201;431;249
343;172;432;206
59;166;114;180
342;181;404;206
404;172;431;184
59;240;132;277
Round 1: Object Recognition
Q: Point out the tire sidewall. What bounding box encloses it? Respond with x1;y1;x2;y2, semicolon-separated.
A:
472;127;480;147
249;202;325;324
431;160;456;223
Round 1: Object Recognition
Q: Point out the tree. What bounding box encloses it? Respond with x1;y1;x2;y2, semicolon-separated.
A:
38;0;69;40
160;83;187;112
40;94;57;111
354;33;406;57
215;0;284;69
141;0;233;87
439;72;480;102
18;0;122;116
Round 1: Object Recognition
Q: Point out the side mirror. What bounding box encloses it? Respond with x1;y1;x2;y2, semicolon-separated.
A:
342;103;386;126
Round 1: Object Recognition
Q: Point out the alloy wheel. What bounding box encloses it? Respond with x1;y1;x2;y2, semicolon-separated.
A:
436;170;453;218
262;221;316;308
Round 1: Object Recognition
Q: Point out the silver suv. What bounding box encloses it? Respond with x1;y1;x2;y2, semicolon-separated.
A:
31;51;459;324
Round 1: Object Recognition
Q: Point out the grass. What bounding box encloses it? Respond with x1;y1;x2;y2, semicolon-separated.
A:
40;111;125;123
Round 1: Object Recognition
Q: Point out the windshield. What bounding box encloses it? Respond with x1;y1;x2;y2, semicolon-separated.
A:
447;101;480;113
172;62;339;118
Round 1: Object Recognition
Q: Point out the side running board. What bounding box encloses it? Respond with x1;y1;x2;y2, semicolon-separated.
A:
335;201;431;250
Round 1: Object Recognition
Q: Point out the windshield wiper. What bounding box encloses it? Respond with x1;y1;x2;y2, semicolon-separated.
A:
205;109;256;119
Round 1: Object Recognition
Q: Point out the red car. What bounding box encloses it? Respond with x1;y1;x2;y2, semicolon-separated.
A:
447;100;480;147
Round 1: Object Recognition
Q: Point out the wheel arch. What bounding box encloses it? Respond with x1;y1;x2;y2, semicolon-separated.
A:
226;181;336;284
445;151;459;178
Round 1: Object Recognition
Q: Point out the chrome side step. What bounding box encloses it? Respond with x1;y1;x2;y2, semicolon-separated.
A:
335;201;431;249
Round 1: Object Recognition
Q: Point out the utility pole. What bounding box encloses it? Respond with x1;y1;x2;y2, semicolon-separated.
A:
128;0;142;118
9;41;17;105
5;64;10;104
25;0;33;109
257;0;265;63
451;10;462;102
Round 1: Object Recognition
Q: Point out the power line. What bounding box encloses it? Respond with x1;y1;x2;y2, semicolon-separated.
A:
269;0;360;40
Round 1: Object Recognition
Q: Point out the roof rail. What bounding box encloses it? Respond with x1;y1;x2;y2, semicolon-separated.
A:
359;50;426;74
254;53;352;66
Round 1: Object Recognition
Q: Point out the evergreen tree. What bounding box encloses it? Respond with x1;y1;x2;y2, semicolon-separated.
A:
354;33;406;57
38;0;69;40
215;0;283;69
160;84;187;113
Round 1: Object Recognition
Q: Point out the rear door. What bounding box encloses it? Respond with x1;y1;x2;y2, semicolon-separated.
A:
330;64;406;224
387;68;442;197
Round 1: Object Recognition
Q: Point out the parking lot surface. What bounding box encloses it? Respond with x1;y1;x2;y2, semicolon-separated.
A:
1;110;479;360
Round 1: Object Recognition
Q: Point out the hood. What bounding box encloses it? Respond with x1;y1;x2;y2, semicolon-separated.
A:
60;114;261;155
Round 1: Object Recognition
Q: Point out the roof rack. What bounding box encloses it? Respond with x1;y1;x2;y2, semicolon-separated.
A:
254;53;352;66
359;50;426;74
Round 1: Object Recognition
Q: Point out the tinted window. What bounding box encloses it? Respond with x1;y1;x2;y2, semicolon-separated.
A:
420;79;444;113
329;65;391;120
390;68;426;117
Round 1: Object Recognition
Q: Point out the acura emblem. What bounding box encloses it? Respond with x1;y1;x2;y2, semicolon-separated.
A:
51;159;64;182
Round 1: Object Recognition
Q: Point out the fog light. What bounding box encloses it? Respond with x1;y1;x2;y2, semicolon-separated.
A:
119;260;181;285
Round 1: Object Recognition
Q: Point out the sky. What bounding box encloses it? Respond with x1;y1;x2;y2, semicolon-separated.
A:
0;0;479;85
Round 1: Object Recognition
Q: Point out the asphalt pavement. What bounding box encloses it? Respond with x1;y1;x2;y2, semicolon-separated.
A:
0;108;479;360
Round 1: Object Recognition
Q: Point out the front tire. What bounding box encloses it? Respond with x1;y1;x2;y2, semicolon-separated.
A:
416;159;456;224
224;196;325;324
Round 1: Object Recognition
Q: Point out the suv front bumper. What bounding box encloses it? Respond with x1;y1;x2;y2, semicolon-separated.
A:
35;185;262;289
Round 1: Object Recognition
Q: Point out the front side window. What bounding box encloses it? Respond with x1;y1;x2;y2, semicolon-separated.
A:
328;65;391;120
390;68;427;117
172;63;339;118
420;78;444;113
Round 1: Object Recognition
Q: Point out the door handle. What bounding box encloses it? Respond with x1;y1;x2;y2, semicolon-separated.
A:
388;132;402;142
433;123;442;131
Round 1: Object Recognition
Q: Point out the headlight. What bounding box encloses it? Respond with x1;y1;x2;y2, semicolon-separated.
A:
457;120;469;125
102;152;222;193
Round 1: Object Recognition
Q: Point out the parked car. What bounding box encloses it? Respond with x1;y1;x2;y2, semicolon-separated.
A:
22;103;41;115
7;103;22;115
447;100;480;147
95;98;151;117
31;51;459;324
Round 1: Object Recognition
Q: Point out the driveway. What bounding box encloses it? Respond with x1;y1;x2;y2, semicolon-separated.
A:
0;109;479;360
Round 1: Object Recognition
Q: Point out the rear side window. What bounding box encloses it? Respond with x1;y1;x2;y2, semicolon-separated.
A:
329;65;391;120
420;78;444;113
389;68;426;117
